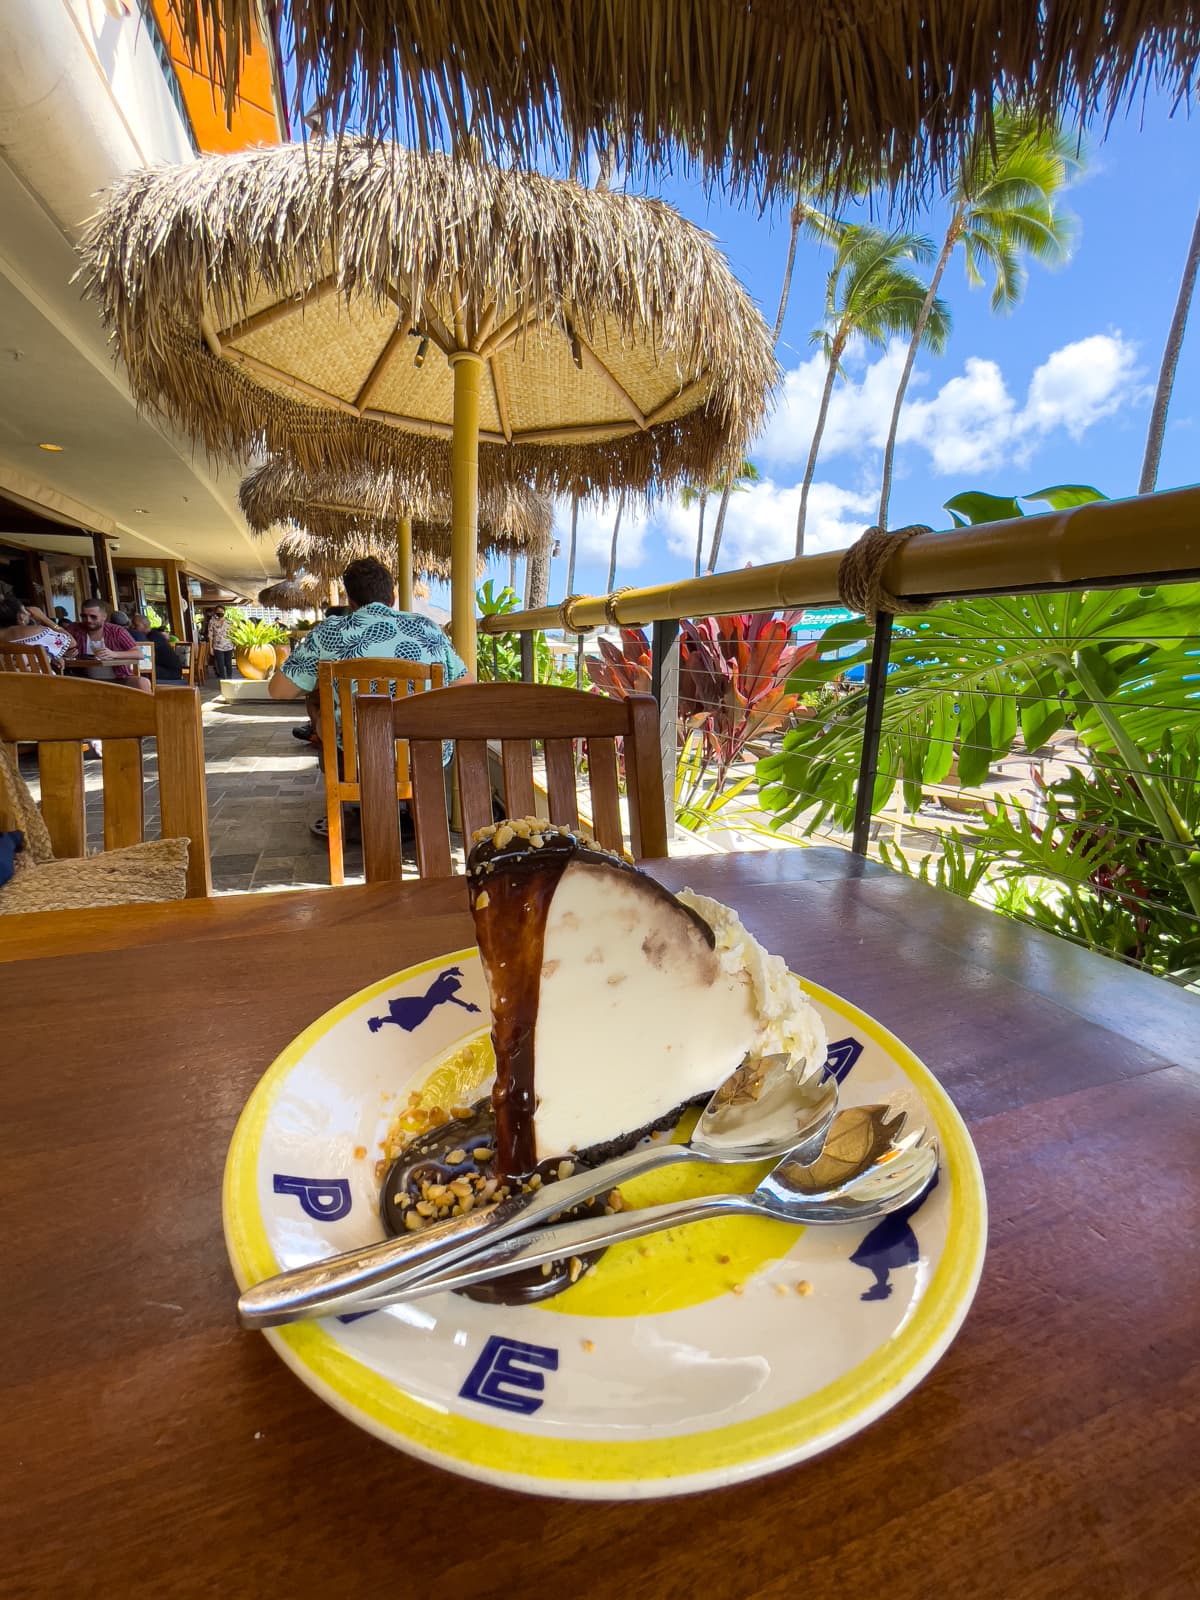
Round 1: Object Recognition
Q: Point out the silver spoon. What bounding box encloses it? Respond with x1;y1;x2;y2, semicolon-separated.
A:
238;1053;837;1330
309;1108;937;1317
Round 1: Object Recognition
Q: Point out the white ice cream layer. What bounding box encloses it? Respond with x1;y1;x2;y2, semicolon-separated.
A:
676;888;827;1072
531;863;825;1161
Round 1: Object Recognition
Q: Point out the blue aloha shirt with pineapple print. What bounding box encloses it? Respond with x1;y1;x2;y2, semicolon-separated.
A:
282;602;467;762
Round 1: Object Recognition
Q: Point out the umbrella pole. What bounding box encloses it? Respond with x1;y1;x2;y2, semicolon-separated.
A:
396;514;414;611
449;351;482;674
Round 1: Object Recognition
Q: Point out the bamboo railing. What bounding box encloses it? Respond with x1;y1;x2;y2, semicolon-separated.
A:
479;484;1200;636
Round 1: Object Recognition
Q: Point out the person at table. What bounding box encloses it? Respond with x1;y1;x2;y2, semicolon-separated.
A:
0;596;73;667
206;606;234;681
269;556;470;840
147;622;184;682
63;598;151;693
128;613;152;641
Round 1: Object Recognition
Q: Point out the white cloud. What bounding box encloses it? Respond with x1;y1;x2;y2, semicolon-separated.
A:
711;479;875;564
758;332;1140;479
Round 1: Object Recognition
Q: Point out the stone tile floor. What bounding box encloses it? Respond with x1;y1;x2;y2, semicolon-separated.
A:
199;690;362;893
59;687;363;895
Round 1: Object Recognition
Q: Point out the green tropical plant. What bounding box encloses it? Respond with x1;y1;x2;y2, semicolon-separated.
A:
475;580;574;686
876;114;1081;529
796;227;951;555
229;615;288;648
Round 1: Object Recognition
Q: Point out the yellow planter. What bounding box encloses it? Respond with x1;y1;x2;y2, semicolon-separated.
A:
272;642;291;668
236;644;277;680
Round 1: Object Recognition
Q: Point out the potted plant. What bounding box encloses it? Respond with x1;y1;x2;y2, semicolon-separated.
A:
231;616;288;679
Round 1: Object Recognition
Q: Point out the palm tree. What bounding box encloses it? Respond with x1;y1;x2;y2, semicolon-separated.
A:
795;227;951;556
680;480;711;579
1140;200;1200;494
876;115;1080;529
606;490;626;590
705;458;761;573
705;197;841;572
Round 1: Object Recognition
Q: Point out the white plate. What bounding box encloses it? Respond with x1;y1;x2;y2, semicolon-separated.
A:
224;947;986;1499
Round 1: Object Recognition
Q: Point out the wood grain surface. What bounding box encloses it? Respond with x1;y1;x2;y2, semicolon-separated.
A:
2;849;1198;1600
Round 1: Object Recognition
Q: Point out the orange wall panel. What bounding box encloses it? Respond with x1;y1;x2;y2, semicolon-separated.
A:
149;0;283;152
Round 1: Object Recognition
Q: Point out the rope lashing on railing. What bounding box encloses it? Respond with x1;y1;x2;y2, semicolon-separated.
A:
558;594;595;633
837;524;936;620
602;587;636;626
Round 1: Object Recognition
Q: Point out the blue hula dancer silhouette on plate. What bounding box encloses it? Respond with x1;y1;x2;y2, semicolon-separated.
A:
367;966;481;1034
851;1171;940;1301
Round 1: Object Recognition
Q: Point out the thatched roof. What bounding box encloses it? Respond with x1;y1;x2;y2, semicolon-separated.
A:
273;527;479;584
238;459;552;555
79;141;775;497
165;3;1200;202
258;573;330;609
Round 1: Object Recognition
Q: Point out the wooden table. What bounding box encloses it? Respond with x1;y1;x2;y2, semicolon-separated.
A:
3;849;1198;1598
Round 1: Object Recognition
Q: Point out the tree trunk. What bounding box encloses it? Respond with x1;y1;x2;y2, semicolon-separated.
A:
606;491;625;591
794;346;841;558
565;496;579;593
706;474;734;574
772;203;804;345
705;205;803;576
693;492;708;578
1139;199;1200;494
877;220;958;530
525;540;550;608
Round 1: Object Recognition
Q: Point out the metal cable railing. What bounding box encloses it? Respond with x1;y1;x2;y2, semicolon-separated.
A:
480;487;1200;982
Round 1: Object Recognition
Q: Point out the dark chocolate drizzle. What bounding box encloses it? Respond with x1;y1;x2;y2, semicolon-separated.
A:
466;824;716;1180
379;1099;606;1305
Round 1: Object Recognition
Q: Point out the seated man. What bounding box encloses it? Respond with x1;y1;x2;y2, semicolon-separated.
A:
269;556;470;839
147;624;184;682
64;599;151;693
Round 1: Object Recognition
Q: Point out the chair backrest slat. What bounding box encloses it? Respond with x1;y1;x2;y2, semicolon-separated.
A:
0;677;211;897
543;738;580;829
0;643;53;675
410;741;454;877
317;657;444;886
38;741;86;858
356;684;667;883
456;740;494;843
501;739;537;819
101;739;145;852
586;737;625;853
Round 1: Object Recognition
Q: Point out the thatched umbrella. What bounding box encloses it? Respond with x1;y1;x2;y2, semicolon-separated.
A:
238;458;553;606
274;528;473;585
258;573;331;610
79;141;775;671
166;3;1198;202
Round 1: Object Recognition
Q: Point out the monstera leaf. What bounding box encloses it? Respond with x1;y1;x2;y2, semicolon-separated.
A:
758;583;1200;832
943;482;1107;527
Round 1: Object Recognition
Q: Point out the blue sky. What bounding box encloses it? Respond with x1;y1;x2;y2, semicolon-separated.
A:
545;93;1200;603
291;64;1199;606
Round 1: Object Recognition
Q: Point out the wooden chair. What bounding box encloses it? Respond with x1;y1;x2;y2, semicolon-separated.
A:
188;641;211;687
132;643;157;689
356;683;668;882
0;642;53;674
0;676;211;898
316;657;445;885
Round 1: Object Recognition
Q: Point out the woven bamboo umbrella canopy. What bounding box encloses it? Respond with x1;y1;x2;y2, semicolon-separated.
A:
239;458;553;603
167;2;1199;202
80;141;775;671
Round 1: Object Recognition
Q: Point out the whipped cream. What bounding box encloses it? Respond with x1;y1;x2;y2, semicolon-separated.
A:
677;888;828;1073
